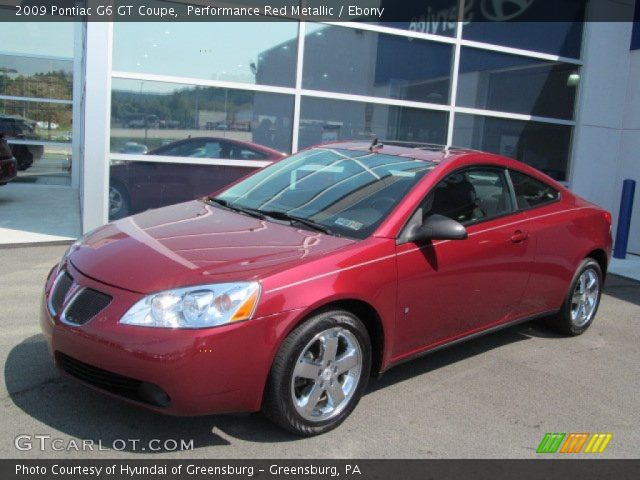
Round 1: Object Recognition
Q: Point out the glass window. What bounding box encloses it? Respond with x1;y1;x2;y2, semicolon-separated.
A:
112;21;298;88
303;24;453;104
457;48;579;120
462;20;584;59
369;0;460;37
109;159;258;220
0;54;73;100
5;144;71;186
298;97;448;149
110;79;294;154
509;169;559;209
216;148;436;239
0;100;72;142
0;16;74;58
422;168;513;225
453;113;572;181
307;0;459;36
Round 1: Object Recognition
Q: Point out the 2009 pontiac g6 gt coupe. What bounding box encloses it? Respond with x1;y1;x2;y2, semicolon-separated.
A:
41;141;612;436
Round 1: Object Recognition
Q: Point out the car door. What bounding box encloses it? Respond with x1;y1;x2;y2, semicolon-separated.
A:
394;166;536;355
506;169;565;315
120;162;158;214
154;139;216;206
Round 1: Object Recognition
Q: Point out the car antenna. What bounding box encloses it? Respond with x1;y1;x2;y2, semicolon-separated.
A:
369;137;383;152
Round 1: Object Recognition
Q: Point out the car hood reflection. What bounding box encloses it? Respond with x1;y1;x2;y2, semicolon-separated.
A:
70;200;355;294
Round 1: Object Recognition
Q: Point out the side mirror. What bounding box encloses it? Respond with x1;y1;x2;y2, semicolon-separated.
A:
408;214;468;242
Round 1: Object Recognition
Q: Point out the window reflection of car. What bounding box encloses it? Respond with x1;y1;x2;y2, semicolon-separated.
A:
109;137;286;220
0;115;44;171
0;135;17;186
119;142;148;154
126;115;160;129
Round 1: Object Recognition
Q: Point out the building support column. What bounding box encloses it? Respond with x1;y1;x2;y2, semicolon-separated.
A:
80;18;113;233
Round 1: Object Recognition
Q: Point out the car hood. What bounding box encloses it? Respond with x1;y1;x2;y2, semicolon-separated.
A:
70;200;355;294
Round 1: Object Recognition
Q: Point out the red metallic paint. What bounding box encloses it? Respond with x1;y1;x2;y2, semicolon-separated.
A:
41;143;612;415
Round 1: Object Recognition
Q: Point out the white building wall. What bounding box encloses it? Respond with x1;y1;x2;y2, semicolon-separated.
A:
569;11;636;253
619;49;640;254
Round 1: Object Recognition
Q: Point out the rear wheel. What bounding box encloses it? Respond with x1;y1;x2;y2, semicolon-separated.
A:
545;258;603;336
263;310;371;436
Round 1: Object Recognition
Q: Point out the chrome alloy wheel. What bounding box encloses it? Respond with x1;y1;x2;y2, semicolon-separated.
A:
291;326;363;422
571;268;600;327
109;186;124;217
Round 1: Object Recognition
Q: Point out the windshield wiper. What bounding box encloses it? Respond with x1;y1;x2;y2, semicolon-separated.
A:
206;197;266;220
207;198;338;236
258;209;339;236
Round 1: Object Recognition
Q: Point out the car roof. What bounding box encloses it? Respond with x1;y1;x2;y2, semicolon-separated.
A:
315;140;480;164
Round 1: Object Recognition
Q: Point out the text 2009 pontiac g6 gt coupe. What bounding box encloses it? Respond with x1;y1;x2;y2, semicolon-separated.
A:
41;141;612;436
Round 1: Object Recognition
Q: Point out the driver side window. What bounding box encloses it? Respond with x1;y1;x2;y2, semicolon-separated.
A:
421;168;514;225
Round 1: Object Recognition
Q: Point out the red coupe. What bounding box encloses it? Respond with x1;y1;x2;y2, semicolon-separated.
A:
41;141;612;436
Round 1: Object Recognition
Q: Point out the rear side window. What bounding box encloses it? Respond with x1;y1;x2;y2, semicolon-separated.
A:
158;140;220;158
229;147;267;160
509;170;559;209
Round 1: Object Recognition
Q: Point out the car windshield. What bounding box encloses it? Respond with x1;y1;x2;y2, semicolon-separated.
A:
214;148;436;239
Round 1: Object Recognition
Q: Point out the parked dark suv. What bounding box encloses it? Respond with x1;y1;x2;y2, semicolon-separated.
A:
0;134;17;186
0;115;44;171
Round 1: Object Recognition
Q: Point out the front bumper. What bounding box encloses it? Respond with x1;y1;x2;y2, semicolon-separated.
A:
40;262;302;416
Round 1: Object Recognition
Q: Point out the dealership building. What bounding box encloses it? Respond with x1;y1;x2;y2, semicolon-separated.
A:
0;1;639;267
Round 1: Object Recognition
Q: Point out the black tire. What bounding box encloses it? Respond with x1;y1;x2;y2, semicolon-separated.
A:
263;309;371;436
13;146;33;171
108;182;130;220
545;258;603;336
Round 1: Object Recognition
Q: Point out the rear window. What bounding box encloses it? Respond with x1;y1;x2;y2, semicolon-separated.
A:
509;170;559;210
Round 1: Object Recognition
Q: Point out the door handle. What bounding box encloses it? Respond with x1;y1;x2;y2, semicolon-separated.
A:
511;230;529;243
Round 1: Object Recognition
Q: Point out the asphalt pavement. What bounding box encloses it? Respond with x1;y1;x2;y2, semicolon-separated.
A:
1;244;639;458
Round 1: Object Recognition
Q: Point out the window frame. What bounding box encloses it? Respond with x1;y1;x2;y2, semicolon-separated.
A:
506;168;562;213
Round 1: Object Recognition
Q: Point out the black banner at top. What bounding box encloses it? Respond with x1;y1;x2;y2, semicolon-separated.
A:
0;0;637;22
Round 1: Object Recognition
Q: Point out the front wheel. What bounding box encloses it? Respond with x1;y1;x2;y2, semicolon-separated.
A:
263;310;371;436
545;258;603;336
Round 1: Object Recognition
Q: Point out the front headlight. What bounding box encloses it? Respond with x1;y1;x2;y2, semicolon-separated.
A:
119;282;261;329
